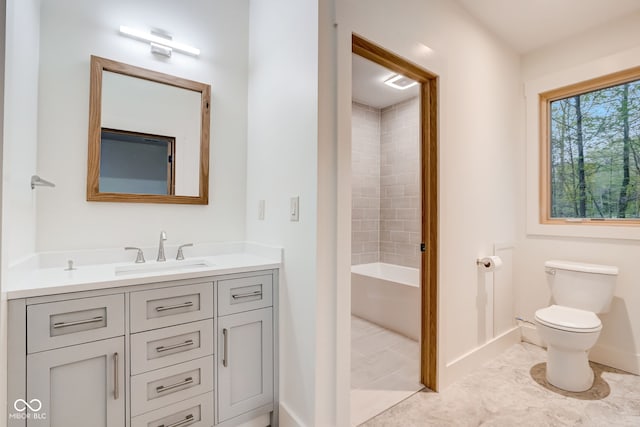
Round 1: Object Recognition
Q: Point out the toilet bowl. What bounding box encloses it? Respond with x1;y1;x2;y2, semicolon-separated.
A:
535;305;602;392
535;260;617;393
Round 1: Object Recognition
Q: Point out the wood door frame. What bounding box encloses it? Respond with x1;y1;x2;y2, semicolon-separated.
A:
352;34;439;390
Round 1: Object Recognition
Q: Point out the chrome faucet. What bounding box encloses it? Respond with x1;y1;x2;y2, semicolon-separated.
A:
157;231;167;262
176;243;193;260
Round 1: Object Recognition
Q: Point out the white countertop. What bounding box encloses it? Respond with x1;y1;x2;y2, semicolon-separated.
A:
5;242;282;300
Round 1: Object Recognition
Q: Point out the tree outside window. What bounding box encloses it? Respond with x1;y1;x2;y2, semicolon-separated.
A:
541;68;640;223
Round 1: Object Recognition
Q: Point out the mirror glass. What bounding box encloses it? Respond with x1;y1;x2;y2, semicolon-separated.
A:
100;129;175;195
88;56;210;204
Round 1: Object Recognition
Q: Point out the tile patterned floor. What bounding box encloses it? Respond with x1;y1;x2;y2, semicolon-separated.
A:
351;316;423;426
363;342;640;426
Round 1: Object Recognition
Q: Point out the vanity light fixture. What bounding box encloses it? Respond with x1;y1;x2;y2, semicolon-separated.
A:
383;74;418;90
119;25;200;57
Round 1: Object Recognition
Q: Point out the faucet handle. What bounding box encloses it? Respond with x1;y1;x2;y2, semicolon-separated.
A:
176;243;194;261
125;247;146;263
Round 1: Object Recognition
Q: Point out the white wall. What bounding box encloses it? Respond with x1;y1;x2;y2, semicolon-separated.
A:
1;0;39;419
35;0;248;252
517;13;640;375
2;0;39;266
245;0;320;425
336;0;522;404
0;0;4;416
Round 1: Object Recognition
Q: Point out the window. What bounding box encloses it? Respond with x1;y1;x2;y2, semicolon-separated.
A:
540;67;640;224
99;129;176;196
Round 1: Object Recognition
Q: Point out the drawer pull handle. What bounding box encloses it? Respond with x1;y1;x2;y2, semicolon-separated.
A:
156;339;195;353
156;377;194;393
159;414;194;427
113;352;119;400
222;328;228;367
53;316;104;329
155;301;194;312
231;290;262;299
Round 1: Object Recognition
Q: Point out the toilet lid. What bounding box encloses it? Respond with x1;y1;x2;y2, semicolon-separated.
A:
535;305;602;333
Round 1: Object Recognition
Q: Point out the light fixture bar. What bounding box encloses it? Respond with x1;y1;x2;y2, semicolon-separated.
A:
384;74;418;90
119;26;200;56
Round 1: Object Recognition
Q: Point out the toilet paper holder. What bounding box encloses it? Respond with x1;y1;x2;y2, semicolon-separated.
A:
476;255;503;271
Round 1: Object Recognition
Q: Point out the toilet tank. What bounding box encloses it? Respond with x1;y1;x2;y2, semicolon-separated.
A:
545;260;618;313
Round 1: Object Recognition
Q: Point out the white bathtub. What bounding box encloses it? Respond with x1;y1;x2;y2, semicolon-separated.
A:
351;262;420;341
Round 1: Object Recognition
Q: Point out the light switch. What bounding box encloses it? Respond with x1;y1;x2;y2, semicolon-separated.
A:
290;196;299;222
258;200;265;220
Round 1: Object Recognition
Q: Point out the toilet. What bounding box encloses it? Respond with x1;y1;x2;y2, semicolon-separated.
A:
534;260;618;392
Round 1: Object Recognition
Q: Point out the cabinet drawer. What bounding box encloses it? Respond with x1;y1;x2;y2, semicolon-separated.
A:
131;319;214;375
27;294;125;353
131;356;214;416
217;274;273;316
130;283;213;333
131;391;213;427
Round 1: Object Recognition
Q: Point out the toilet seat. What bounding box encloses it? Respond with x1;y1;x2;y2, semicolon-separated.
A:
535;305;602;333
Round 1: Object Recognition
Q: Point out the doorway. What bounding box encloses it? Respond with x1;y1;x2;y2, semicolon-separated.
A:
349;34;438;425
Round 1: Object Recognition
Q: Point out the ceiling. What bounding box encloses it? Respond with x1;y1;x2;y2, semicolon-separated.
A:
352;0;640;107
352;54;419;109
456;0;640;53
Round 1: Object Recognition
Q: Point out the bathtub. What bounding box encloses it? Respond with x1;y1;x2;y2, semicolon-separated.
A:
351;262;420;341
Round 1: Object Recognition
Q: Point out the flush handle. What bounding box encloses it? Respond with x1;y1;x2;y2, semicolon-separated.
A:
545;268;556;276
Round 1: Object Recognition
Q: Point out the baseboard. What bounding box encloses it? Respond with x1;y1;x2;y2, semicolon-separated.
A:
279;402;306;427
520;323;545;347
442;326;521;389
590;343;640;375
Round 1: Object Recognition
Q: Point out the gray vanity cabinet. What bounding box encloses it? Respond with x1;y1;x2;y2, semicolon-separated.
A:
20;293;126;427
26;336;125;427
217;308;273;422
8;269;278;427
216;274;274;424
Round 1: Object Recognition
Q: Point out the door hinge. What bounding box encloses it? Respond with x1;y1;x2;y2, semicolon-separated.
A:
420;242;426;252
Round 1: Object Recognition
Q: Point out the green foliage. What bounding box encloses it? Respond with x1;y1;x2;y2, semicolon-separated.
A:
549;79;640;218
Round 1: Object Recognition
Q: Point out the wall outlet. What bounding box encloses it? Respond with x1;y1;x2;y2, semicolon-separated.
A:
290;196;299;222
258;200;265;220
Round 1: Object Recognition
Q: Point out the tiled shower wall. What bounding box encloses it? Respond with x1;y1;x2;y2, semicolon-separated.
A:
352;97;420;268
352;102;381;265
379;97;420;268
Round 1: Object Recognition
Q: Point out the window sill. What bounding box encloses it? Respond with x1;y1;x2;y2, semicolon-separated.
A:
526;219;640;240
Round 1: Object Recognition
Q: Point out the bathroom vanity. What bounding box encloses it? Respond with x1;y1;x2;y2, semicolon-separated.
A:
6;248;279;427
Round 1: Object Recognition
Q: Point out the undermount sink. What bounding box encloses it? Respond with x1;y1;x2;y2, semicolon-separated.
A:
114;259;216;276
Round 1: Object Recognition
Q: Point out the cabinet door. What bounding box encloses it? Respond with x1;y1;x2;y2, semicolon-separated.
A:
217;307;273;423
26;337;125;427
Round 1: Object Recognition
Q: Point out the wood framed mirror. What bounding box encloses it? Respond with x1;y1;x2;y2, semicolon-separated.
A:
87;55;211;204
